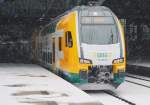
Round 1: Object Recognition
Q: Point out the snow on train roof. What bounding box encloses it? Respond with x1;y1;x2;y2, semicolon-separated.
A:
55;6;113;20
74;6;113;17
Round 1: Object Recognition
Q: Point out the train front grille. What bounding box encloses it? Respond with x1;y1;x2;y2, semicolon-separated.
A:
88;65;113;83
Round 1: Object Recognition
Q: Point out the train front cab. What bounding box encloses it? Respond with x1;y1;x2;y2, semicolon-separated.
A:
76;7;126;90
54;6;126;90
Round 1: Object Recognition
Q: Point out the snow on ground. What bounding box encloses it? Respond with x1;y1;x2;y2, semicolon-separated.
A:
115;80;150;105
0;64;102;105
88;91;129;105
126;76;150;87
89;77;150;105
126;73;150;81
127;60;150;67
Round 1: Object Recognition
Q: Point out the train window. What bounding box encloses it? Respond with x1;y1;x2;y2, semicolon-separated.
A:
81;16;115;24
65;32;68;47
59;37;62;51
81;24;118;44
48;52;52;64
65;31;73;48
52;38;55;63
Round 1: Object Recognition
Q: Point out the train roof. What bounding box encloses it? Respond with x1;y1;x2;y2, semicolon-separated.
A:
73;6;111;12
75;6;113;17
40;6;114;32
54;6;113;21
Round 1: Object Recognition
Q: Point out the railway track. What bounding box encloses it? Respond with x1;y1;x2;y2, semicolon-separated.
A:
103;91;136;105
88;74;150;105
87;90;136;105
125;74;150;88
125;80;150;88
126;74;150;82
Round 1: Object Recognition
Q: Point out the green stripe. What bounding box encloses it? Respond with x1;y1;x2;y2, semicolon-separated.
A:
56;70;88;84
114;73;125;84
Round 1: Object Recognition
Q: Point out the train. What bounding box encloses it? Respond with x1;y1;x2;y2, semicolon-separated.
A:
32;6;126;90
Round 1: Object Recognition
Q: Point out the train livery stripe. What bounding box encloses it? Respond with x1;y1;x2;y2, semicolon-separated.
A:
114;15;125;58
75;11;81;58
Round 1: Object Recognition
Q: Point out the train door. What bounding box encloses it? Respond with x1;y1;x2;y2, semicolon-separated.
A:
55;37;60;69
52;38;56;70
47;35;52;67
52;36;61;71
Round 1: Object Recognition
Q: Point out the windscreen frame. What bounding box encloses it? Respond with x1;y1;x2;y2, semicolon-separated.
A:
78;14;120;45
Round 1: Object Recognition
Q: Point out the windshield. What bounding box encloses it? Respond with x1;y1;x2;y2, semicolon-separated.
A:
80;16;119;45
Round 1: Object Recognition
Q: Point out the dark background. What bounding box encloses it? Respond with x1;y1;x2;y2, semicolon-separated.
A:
0;0;150;63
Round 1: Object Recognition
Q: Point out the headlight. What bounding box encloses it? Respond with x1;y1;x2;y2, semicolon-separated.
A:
79;58;92;64
113;58;124;64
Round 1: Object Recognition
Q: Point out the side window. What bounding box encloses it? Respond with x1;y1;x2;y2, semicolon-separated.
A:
52;38;55;63
48;52;52;64
65;31;73;48
59;37;62;51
